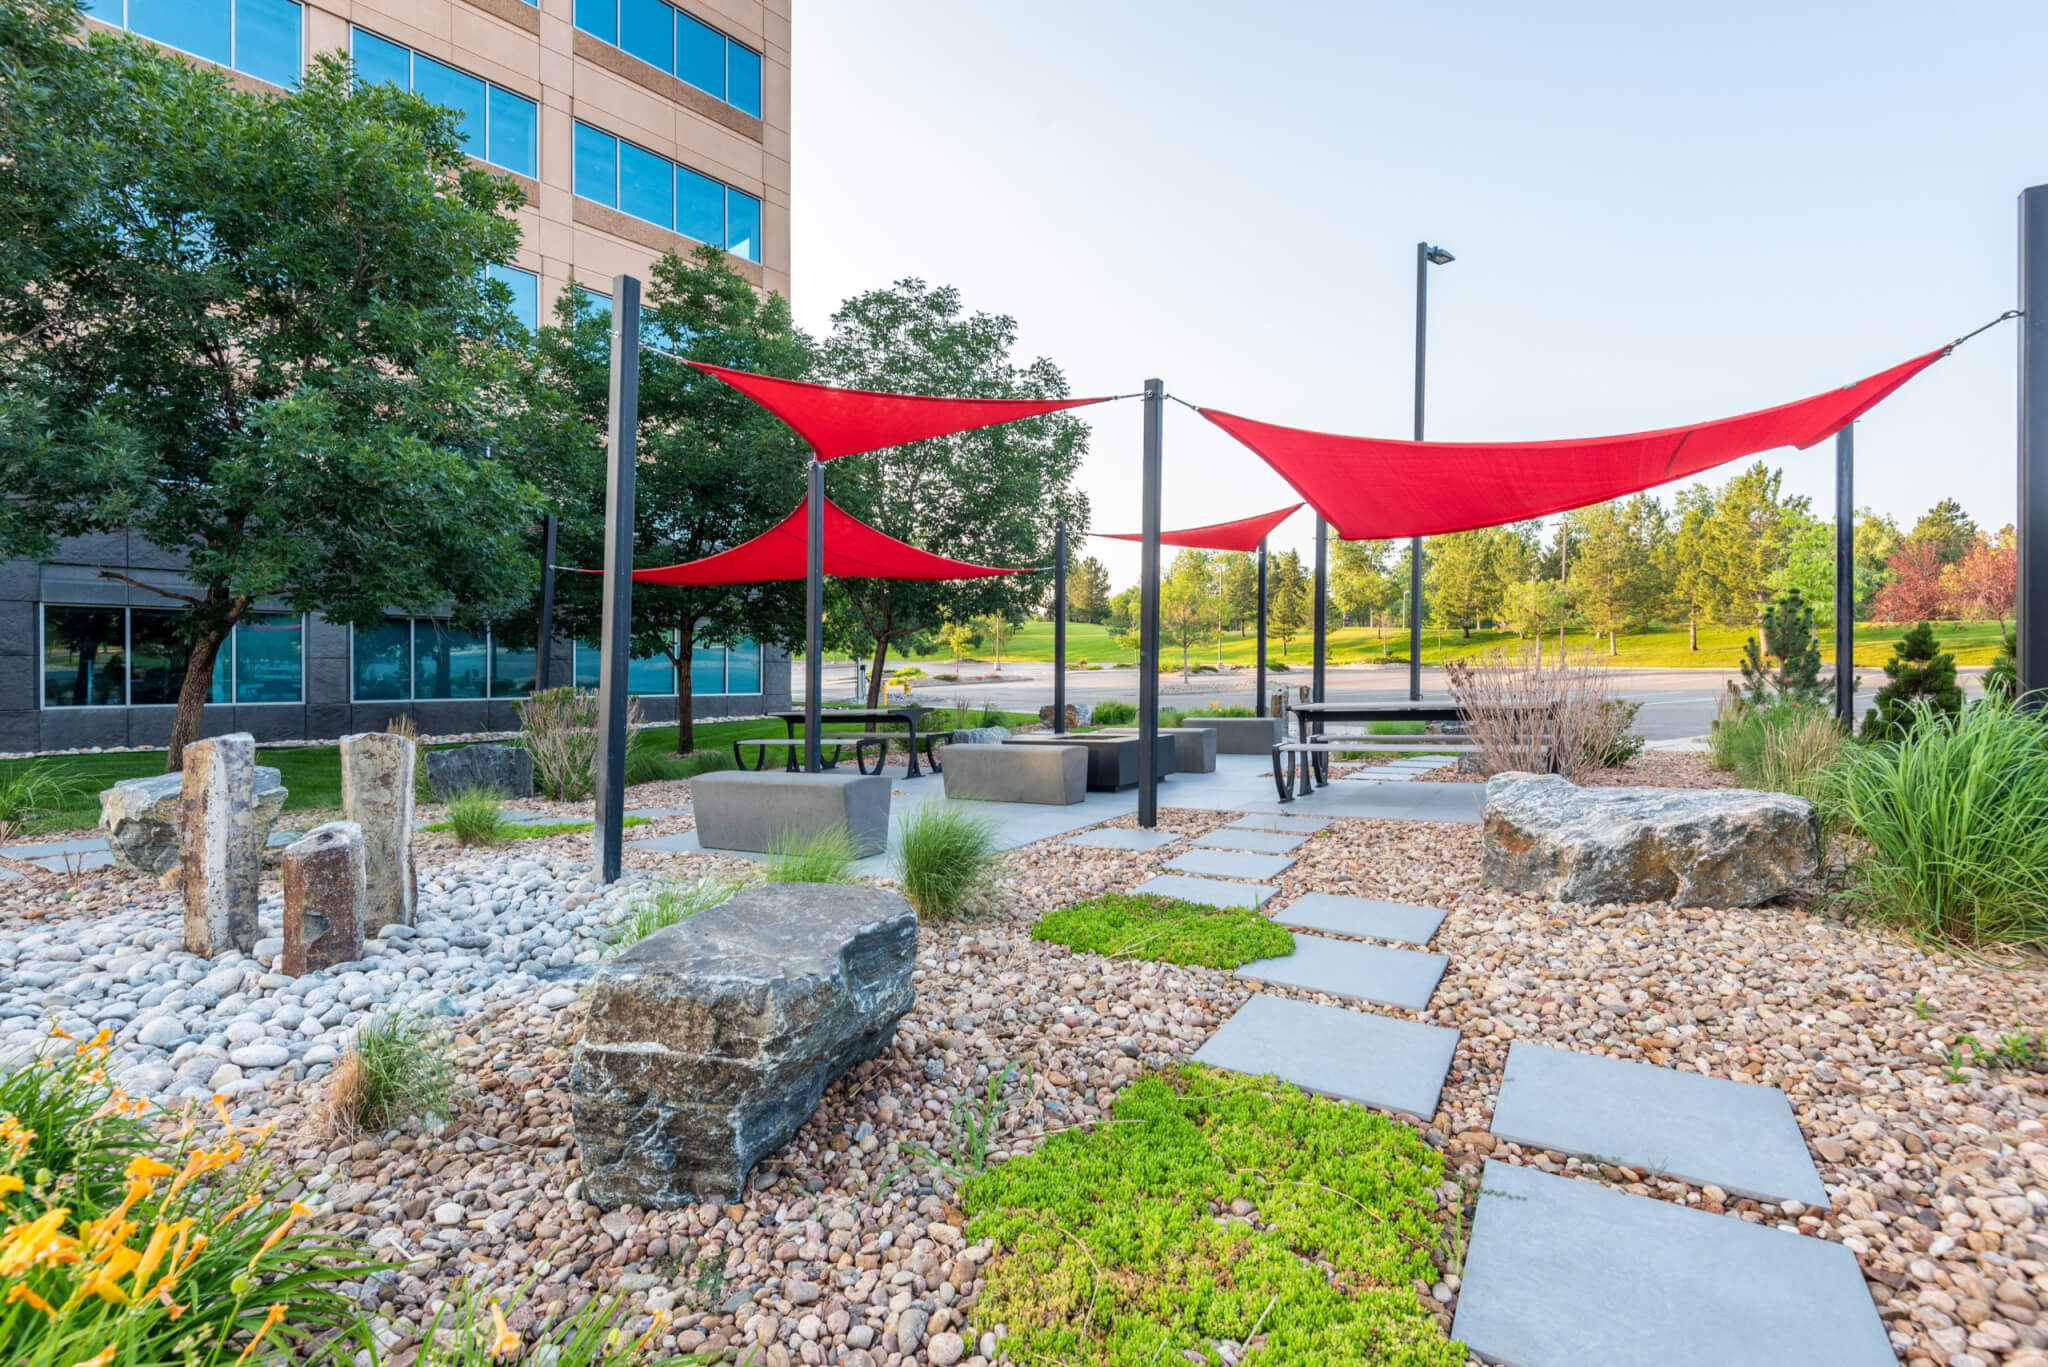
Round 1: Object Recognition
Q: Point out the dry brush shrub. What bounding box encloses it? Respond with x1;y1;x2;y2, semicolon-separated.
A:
515;688;642;802
1446;644;1614;781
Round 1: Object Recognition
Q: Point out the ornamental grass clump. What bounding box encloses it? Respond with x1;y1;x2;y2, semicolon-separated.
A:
516;689;642;801
0;1028;382;1367
762;824;861;885
893;804;1001;920
329;1010;452;1135
606;874;753;953
441;787;511;846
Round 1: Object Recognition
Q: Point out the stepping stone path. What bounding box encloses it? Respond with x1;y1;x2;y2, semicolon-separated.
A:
1127;873;1274;908
1063;828;1183;852
1272;892;1444;945
1235;935;1447;1011
1162;848;1297;881
1193;993;1458;1118
1;831;302;874
1453;1160;1892;1367
1226;813;1330;834
1189;829;1305;854
1333;756;1448;783
1489;1041;1826;1205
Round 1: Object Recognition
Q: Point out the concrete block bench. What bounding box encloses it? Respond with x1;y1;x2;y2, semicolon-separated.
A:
942;743;1086;805
1004;733;1175;792
690;770;892;857
1181;715;1284;755
1096;726;1218;774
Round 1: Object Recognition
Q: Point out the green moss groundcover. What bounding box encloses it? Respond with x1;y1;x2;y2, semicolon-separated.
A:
963;1066;1462;1366
1031;893;1293;969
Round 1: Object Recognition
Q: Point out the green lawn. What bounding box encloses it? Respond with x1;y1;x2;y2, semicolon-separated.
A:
894;617;2008;670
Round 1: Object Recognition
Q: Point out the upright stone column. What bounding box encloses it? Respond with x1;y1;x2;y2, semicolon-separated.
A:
281;821;366;976
340;732;416;935
179;733;260;958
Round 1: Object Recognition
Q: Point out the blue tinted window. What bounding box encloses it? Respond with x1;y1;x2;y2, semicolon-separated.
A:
573;641;601;690
128;0;230;66
127;609;232;706
414;622;489;700
675;165;723;246
675;12;723;96
490;636;537;697
81;0;121;16
574;123;618;205
486;264;539;333
618;140;674;230
234;0;301;87
725;189;760;262
576;286;611;318
413;55;487;154
42;607;127;707
352;621;411;701
573;0;617;46
725;641;761;693
233;613;302;702
727;43;762;118
627;648;676;696
620;0;672;74
486;85;537;177
689;648;725;695
351;27;411;89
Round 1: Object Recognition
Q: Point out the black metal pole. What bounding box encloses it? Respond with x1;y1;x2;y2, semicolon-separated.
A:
2021;185;2048;710
1312;517;1328;712
1255;539;1268;718
535;513;558;691
805;459;824;771
1053;520;1067;734
593;275;640;884
1410;241;1428;701
1834;425;1855;726
1137;380;1164;828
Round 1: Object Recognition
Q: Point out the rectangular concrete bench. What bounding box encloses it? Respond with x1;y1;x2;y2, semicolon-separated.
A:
1181;715;1284;755
1005;733;1176;791
1095;726;1217;774
690;770;892;857
942;743;1086;805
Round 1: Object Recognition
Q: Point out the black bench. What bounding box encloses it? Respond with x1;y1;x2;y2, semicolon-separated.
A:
732;735;890;775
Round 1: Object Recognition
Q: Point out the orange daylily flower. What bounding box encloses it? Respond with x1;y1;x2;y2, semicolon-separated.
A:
0;1207;76;1276
490;1300;522;1360
67;1348;115;1367
0;1175;23;1196
132;1221;176;1292
248;1202;312;1270
232;1303;288;1367
5;1282;54;1315
125;1157;175;1181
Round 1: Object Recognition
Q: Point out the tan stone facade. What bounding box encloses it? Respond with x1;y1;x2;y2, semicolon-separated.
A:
87;0;793;316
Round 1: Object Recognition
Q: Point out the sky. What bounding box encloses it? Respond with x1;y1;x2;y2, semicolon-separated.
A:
787;0;2045;589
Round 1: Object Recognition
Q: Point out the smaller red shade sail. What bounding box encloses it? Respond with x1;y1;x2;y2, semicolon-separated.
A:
627;495;1034;586
689;361;1112;461
1095;503;1305;552
1200;347;1949;541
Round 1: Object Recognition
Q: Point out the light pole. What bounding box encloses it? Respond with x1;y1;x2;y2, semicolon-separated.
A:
1411;242;1454;700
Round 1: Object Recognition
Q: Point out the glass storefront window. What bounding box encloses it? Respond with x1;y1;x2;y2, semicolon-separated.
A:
42;607;128;708
627;649;676;696
233;613;303;702
490;637;537;698
415;622;489;700
129;609;229;706
351;620;410;701
725;639;762;693
688;649;724;695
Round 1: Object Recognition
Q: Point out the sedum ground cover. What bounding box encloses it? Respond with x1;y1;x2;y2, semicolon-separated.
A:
962;1066;1463;1366
1031;893;1293;969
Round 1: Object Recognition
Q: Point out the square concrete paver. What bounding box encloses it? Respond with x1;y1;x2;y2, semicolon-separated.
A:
1163;849;1297;881
1193;993;1459;1118
1226;813;1331;834
1273;893;1445;945
1490;1042;1827;1205
1064;828;1182;852
28;851;114;872
1235;934;1447;1010
0;837;109;859
1129;874;1274;909
1190;829;1306;854
1453;1160;1892;1367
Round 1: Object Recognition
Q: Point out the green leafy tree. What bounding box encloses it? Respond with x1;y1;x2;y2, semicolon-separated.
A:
1216;551;1259;632
975;611;1021;671
1738;589;1832;707
0;12;568;767
1106;584;1141;637
1499;578;1564;640
1862;622;1964;742
1985;627;2019;704
814;280;1089;704
1424;531;1496;640
1698;464;1811;625
1068;555;1111;624
1854;508;1904;618
1660;485;1720;651
1907;498;1979;566
1569;495;1669;654
536;245;809;751
1160;549;1217;677
940;620;983;675
1270;551;1306;659
1329;537;1392;633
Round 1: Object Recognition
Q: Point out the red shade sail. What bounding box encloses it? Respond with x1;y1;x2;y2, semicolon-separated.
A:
628;495;1034;586
688;361;1112;461
1200;347;1949;540
1095;503;1304;552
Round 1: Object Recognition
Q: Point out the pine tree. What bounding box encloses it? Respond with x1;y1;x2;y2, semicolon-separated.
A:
1738;589;1831;706
1861;622;1963;742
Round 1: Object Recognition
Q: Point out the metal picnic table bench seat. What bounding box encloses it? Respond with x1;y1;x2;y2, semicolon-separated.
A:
1271;700;1554;801
751;706;949;778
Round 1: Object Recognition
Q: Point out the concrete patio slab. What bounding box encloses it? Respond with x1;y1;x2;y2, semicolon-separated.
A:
1225;813;1332;835
1272;893;1445;945
1190;829;1306;854
1490;1042;1827;1205
1063;828;1182;851
28;851;114;872
1193;993;1459;1118
1164;849;1297;881
1128;874;1274;908
1453;1160;1891;1367
0;867;19;881
0;837;110;858
624;806;691;820
1235;934;1447;1010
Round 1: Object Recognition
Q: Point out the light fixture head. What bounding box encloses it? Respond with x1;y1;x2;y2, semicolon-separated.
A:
1425;245;1455;266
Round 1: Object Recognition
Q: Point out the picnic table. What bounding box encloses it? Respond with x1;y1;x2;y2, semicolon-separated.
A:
763;706;943;778
1274;698;1556;800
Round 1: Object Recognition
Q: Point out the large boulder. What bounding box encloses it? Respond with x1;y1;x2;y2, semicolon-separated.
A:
179;733;262;957
341;732;416;934
426;744;533;802
570;883;918;1207
1481;772;1818;907
948;726;1011;745
100;766;287;876
1037;702;1092;728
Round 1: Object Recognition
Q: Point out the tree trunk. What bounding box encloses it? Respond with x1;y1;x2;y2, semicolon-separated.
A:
1609;630;1617;657
1689;610;1698;651
866;637;890;710
672;618;696;753
165;623;232;772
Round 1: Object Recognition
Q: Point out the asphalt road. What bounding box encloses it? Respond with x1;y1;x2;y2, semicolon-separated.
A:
798;659;1988;742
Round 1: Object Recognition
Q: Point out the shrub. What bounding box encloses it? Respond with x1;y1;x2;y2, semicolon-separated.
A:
895;804;1001;920
621;731;732;785
1580;698;1647;768
1707;689;1747;772
1985;628;2019;704
0;763;82;844
331;1010;452;1134
442;787;511;846
1092;700;1137;726
1268;660;1291;671
1445;644;1611;780
1196;704;1253;718
385;712;420;741
1738;589;1833;707
607;875;752;952
1862;622;1962;742
1157;706;1186;729
763;823;862;884
1033;892;1292;969
1733;702;1844;802
1827;701;2048;947
516;688;642;801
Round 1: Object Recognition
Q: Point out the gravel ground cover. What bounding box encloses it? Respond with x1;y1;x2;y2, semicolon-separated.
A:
4;761;2045;1367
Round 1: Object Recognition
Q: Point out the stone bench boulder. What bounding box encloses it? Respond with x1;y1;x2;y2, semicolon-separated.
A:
690;770;892;857
426;744;533;801
1096;725;1218;774
1481;772;1818;907
943;742;1086;804
570;883;918;1207
1181;715;1284;755
101;766;288;876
